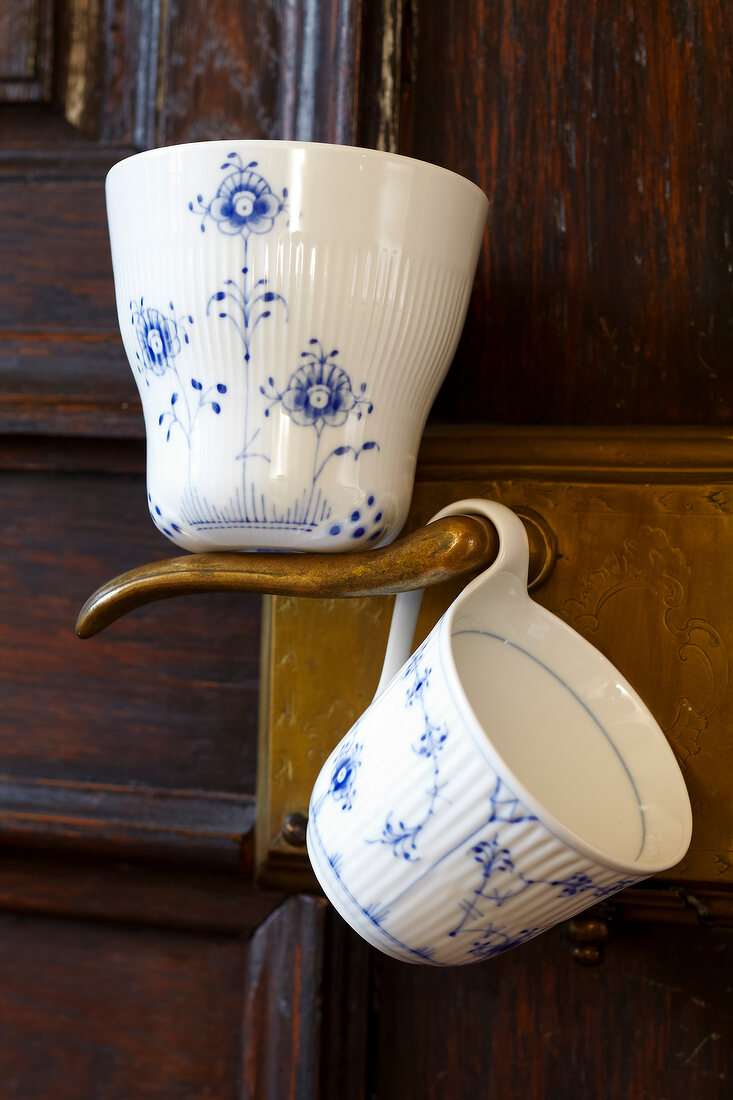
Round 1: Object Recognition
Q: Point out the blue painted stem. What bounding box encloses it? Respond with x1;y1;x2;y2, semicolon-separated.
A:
240;236;252;520
305;425;325;522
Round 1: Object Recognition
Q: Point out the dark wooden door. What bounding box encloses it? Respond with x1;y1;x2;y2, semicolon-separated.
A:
1;2;731;1097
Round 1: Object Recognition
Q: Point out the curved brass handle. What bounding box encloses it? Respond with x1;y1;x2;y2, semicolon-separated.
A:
76;510;555;638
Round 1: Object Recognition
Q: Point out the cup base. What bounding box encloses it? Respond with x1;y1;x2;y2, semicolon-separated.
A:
146;483;400;553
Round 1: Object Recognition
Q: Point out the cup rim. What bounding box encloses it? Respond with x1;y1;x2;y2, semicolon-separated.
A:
105;138;490;208
439;585;693;877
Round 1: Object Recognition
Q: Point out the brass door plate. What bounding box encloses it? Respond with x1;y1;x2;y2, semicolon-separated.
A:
257;427;733;921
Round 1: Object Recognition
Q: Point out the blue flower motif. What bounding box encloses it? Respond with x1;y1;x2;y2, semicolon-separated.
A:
405;660;431;709
191;153;287;238
131;302;181;376
182;155;384;536
282;356;355;429
472;837;514;877
328;740;362;811
260;341;377;525
369;658;448;862
267;341;374;433
552;872;595;897
466;923;539;961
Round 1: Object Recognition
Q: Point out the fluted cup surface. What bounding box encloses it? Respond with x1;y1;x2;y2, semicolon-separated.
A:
307;500;692;965
106;141;489;551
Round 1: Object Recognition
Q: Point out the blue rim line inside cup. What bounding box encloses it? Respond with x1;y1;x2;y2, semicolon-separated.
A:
450;627;648;863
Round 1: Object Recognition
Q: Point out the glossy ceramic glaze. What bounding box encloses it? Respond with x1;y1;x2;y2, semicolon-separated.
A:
307;499;692;965
106;141;489;551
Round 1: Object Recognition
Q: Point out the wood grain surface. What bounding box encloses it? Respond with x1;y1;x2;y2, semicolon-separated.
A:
0;468;263;794
369;920;733;1099
0;915;246;1099
158;0;361;145
2;1;729;438
393;0;733;427
0;0;53;103
0;1;731;1097
241;895;328;1100
0;849;284;933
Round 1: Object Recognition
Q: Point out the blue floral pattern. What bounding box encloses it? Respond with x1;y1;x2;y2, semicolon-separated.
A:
170;153;383;538
190;156;287;238
129;299;229;477
308;816;441;964
463;922;540;962
273;342;372;429
147;494;185;541
328;738;363;812
157;375;228;447
311;729;363;820
261;341;378;526
326;495;386;543
484;774;537;827
552;872;595;897
307;625;640;966
189;153;289;517
369;657;448;862
448;801;634;948
131;299;187;380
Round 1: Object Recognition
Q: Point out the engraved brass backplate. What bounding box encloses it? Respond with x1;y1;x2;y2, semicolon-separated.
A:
257;427;733;920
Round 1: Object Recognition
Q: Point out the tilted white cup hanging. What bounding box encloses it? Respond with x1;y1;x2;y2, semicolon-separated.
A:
307;500;693;966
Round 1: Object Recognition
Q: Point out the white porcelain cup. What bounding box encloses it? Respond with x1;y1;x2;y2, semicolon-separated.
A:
106;141;488;551
307;499;692;965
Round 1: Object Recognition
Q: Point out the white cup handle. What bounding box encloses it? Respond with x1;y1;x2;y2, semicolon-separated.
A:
374;499;530;697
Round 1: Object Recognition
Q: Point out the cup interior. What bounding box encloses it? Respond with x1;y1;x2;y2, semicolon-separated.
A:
448;572;692;873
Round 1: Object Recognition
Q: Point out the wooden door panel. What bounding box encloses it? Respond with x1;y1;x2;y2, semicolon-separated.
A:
0;0;157;433
369;921;733;1099
0;850;284;933
0;461;262;795
0;898;332;1100
0;181;115;332
157;0;284;145
0;914;246;1099
158;0;361;146
1;0;730;1097
391;0;732;427
0;0;159;145
0;335;134;438
0;0;54;102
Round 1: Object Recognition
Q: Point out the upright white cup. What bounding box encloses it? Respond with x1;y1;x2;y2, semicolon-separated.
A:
106;141;489;551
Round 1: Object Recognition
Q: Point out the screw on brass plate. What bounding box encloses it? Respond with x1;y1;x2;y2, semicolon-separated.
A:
282;812;309;847
567;913;612;965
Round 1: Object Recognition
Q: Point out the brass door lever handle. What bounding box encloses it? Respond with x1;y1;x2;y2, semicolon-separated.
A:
76;511;555;638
